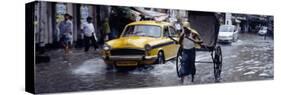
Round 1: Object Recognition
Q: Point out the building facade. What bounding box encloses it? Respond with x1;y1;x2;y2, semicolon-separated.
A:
34;1;111;48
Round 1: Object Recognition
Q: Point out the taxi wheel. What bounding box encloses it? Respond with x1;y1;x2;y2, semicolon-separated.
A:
156;51;165;64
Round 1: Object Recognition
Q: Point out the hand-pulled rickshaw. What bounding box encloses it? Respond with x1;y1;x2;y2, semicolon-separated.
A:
175;11;223;82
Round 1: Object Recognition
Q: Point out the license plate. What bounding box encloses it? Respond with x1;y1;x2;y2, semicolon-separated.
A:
116;61;138;66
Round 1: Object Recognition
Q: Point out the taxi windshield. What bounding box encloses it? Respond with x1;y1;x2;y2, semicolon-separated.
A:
122;25;161;38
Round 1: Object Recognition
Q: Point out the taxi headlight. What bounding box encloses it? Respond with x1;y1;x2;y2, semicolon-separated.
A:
103;44;111;51
144;44;152;51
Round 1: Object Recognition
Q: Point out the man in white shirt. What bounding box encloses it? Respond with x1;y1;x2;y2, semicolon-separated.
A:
81;17;97;52
178;21;202;83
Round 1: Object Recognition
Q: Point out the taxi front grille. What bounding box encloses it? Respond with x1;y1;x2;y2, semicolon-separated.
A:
110;49;145;55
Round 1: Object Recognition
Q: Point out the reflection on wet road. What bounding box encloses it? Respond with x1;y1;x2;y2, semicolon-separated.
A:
35;33;273;93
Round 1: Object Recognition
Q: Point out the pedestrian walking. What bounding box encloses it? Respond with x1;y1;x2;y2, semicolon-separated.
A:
59;13;73;56
81;17;98;52
102;18;111;41
178;21;202;83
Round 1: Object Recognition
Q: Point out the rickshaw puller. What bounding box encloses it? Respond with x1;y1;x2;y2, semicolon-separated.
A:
179;22;202;83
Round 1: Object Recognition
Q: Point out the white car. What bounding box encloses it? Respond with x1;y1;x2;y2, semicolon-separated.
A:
258;26;268;36
218;25;239;43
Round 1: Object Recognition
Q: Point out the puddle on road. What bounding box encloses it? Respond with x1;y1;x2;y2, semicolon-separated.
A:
72;58;107;75
72;58;178;77
243;71;257;75
130;61;176;76
231;40;244;46
147;61;176;76
195;53;211;62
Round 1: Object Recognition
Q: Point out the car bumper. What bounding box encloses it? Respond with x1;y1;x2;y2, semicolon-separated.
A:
258;32;267;35
218;37;232;42
103;55;157;66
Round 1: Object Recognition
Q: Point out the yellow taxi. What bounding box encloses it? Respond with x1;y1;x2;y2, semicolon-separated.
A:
102;20;180;67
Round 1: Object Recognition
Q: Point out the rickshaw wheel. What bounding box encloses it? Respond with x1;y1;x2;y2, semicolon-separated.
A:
213;46;222;82
176;47;183;77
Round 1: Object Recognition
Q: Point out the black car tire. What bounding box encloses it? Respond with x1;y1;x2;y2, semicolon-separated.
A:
156;51;165;64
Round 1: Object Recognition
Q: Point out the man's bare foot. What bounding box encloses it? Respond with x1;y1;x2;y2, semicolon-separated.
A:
191;75;195;82
181;76;185;84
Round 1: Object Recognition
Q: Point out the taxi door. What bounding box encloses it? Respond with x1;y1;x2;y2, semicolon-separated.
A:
162;26;179;60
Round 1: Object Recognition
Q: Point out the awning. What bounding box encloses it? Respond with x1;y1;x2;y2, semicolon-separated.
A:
111;7;142;21
132;7;169;21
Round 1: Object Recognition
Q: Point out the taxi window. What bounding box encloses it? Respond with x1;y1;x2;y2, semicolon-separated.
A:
123;25;161;38
169;26;177;37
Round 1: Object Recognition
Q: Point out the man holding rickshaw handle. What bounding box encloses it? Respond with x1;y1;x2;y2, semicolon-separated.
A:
178;21;203;83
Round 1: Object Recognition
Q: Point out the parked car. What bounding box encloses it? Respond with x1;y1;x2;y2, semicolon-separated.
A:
102;21;180;67
258;26;268;36
218;25;239;43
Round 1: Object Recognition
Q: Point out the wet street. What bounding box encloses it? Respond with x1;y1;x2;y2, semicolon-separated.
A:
35;33;273;93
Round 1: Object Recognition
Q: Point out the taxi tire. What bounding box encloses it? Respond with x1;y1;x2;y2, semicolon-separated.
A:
156;51;165;64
